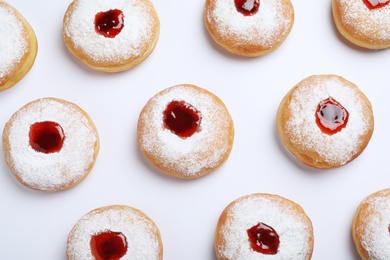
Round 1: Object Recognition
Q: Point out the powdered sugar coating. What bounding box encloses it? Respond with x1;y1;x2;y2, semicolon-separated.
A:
335;0;390;41
3;98;98;191
0;2;28;83
63;0;157;63
138;85;234;178
216;194;313;259
285;75;372;167
354;189;390;259
67;205;162;260
205;0;294;48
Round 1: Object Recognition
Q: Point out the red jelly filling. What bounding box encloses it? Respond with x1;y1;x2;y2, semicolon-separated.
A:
315;97;349;135
90;231;128;260
95;9;124;38
363;0;390;9
247;222;280;255
163;100;202;138
235;0;260;16
29;121;65;154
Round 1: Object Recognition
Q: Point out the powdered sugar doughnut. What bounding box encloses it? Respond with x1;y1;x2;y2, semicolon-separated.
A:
0;1;37;91
204;0;294;57
352;188;390;260
276;74;374;169
215;193;314;259
63;0;160;72
67;205;163;260
332;0;390;49
2;97;99;192
137;84;234;179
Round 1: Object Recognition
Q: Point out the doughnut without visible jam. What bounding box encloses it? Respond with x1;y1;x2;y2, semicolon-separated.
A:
63;0;160;72
204;0;294;57
0;1;38;91
66;205;163;260
332;0;390;49
137;84;234;179
214;193;314;259
2;97;100;192
352;188;390;260
276;74;374;169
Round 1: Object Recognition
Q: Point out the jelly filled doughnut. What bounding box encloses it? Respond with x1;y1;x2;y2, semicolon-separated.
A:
332;0;390;49
0;1;38;91
137;84;234;179
63;0;160;72
2;97;99;192
67;205;163;260
352;188;390;260
204;0;294;57
215;193;314;259
276;74;374;169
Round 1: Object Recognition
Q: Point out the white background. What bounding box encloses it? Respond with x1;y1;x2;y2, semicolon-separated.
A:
1;0;389;259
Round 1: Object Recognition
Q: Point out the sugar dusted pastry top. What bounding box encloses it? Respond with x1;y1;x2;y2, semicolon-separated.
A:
63;0;160;72
2;97;99;191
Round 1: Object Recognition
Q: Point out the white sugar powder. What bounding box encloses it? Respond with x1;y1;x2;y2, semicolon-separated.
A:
67;206;161;259
357;192;390;259
6;98;98;191
0;3;28;82
286;76;371;166
138;85;233;177
337;0;390;41
206;0;293;47
217;195;312;259
64;0;155;62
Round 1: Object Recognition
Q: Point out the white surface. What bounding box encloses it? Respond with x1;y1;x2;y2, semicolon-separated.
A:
0;0;388;259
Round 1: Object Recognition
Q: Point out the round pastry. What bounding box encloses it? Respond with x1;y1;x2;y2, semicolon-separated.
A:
204;0;294;57
0;1;38;91
276;74;374;169
215;193;314;259
2;97;100;192
63;0;160;72
67;205;163;260
137;84;234;179
352;188;390;260
332;0;390;49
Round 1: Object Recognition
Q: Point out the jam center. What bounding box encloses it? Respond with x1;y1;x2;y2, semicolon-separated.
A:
163;100;202;138
90;231;128;260
95;9;125;38
363;0;390;9
235;0;260;16
315;97;349;135
29;121;65;154
247;222;280;255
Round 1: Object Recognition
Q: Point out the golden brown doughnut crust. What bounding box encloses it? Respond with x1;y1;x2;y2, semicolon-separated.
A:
352;188;390;260
63;0;160;72
67;205;163;260
332;0;390;49
137;84;234;179
276;74;374;169
0;1;38;91
2;97;100;192
204;0;294;57
215;193;314;259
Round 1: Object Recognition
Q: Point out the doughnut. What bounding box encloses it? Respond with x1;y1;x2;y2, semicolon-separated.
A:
332;0;390;49
137;84;234;179
204;0;294;57
67;205;163;260
276;74;374;169
2;97;100;192
214;193;314;259
63;0;160;72
352;188;390;260
0;1;38;91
